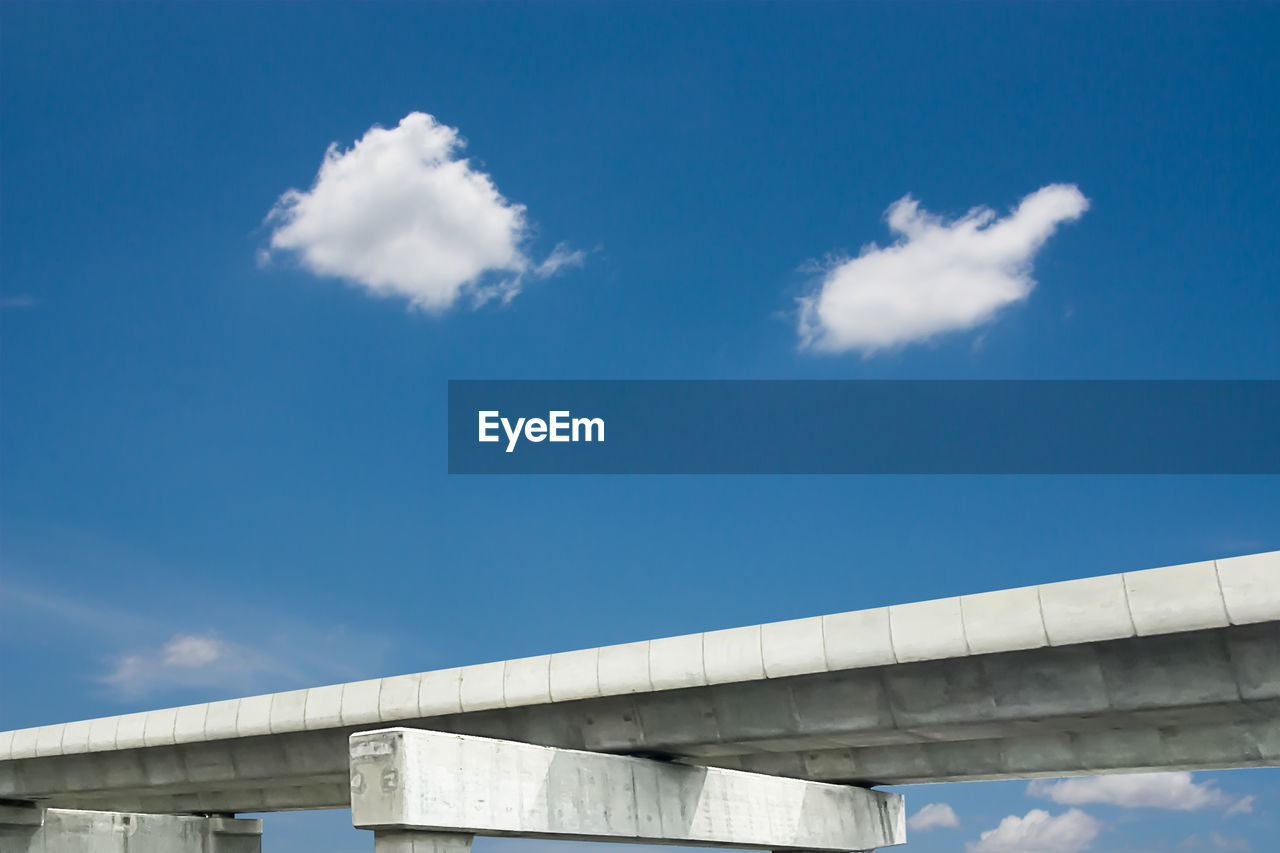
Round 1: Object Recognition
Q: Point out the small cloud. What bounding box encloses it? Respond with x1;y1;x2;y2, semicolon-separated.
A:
908;802;959;831
1224;795;1254;817
100;632;283;699
1;294;37;309
5;564;397;703
966;808;1101;853
1029;772;1251;814
534;242;586;278
797;184;1088;354
1180;832;1252;851
91;621;396;700
161;633;226;667
264;111;578;313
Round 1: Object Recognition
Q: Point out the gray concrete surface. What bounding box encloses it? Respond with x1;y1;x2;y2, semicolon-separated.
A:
0;805;261;852
350;728;904;851
1;550;1275;814
372;831;475;853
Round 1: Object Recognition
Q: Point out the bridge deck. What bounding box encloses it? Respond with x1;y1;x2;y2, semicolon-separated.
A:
2;551;1276;812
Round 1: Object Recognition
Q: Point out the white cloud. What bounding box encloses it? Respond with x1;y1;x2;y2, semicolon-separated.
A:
966;808;1101;853
94;622;396;700
908;802;959;831
265;112;576;312
5;557;398;702
798;184;1088;354
1224;795;1254;816
534;241;587;279
1181;832;1252;851
161;633;225;667
100;632;281;698
1029;772;1251;814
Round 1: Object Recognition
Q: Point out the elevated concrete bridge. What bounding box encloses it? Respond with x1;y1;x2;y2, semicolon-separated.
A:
2;549;1277;851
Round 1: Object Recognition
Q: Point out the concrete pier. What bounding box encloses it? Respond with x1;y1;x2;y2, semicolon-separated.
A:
350;728;905;851
0;805;261;853
371;831;475;853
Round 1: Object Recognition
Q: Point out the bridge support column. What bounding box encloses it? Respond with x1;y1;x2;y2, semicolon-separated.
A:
350;728;906;852
373;830;474;853
0;804;262;852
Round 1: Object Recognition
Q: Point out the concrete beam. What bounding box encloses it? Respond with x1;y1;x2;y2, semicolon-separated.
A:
709;715;1280;784
0;805;261;852
349;728;905;851
4;553;1275;813
4;630;1275;812
10;551;1274;766
4;624;1274;812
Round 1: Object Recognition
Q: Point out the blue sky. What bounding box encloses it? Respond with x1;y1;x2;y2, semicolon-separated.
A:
1;2;1278;852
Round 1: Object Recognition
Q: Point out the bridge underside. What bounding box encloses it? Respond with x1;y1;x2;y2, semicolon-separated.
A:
4;623;1276;814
